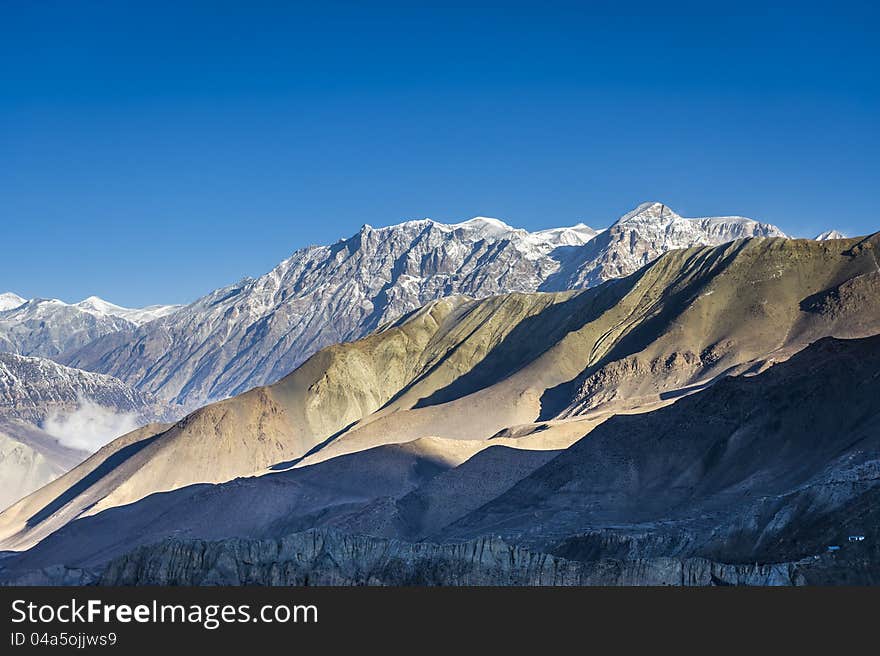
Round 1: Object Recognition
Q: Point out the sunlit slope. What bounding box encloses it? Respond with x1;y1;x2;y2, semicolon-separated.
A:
0;423;172;550
4;437;488;570
0;421;87;511
307;235;880;460
0;293;576;548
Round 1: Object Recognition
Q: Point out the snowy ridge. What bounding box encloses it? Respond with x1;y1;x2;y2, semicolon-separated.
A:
547;202;788;288
0;295;180;358
62;201;788;408
0;353;158;426
62;216;600;406
73;296;180;324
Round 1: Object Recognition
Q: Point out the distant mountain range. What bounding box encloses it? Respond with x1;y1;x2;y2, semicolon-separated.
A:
0;294;179;358
53;202;787;408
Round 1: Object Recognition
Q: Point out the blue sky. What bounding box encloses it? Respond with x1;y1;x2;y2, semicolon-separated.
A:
2;1;878;306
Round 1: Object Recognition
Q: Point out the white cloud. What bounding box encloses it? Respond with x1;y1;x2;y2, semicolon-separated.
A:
42;396;140;452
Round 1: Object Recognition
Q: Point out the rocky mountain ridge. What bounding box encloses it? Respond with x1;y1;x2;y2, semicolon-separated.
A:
0;295;179;358
60;202;789;408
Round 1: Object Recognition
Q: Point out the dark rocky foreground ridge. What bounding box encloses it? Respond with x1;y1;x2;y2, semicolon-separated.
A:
92;529;880;586
4;529;876;586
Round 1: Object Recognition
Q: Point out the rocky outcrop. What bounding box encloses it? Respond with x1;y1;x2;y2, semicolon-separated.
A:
0;563;98;586
96;530;809;586
563;350;706;414
5;526;873;586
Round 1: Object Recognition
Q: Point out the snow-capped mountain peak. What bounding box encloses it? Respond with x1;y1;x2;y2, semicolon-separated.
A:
371;216;518;240
74;295;128;315
546;201;788;289
0;293;26;312
611;201;777;233
532;222;598;239
447;216;514;238
73;295;181;325
815;229;846;241
614;201;678;225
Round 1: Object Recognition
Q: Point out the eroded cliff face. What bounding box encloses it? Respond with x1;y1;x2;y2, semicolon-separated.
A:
91;530;828;587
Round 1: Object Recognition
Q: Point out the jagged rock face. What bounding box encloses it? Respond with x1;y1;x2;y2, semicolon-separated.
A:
84;529;877;586
0;563;98;586
0;297;179;358
59;204;786;408
562;350;706;415
59;219;598;407
91;531;796;586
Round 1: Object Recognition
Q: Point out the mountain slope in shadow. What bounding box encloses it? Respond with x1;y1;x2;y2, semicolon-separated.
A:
442;335;880;567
